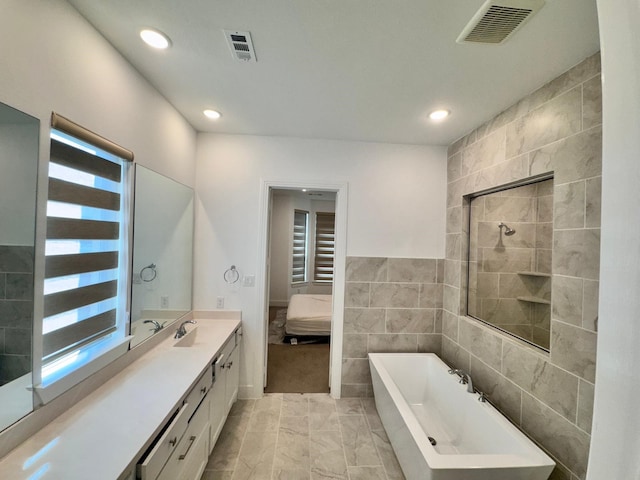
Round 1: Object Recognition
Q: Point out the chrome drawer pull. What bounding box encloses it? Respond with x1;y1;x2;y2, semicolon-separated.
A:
178;435;197;460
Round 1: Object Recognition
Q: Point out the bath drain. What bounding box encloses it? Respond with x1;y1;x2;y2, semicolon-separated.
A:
428;436;437;446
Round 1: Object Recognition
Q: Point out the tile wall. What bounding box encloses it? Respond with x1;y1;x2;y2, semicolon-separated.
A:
444;53;601;480
341;257;443;397
0;246;34;386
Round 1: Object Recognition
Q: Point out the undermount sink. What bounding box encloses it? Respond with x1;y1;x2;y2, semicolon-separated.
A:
174;326;198;347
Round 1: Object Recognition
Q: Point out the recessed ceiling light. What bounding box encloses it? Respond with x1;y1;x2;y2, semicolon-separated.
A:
140;29;171;49
302;189;308;192
429;109;450;121
203;109;222;120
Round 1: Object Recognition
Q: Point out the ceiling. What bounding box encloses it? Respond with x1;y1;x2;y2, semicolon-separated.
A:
66;0;600;146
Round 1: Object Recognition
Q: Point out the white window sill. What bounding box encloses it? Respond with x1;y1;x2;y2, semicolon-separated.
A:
34;335;132;404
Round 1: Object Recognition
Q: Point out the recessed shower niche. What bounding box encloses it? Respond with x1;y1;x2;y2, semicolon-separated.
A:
467;177;553;351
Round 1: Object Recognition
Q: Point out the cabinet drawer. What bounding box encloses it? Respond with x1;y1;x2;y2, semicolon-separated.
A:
158;395;210;480
137;405;190;480
183;366;212;421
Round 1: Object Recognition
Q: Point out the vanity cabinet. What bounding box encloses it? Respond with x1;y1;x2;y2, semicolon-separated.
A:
138;366;212;480
209;327;241;452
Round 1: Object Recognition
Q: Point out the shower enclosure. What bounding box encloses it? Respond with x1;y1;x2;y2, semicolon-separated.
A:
467;178;553;350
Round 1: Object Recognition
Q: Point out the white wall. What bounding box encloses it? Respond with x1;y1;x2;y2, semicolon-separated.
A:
0;0;196;187
587;1;640;478
0;124;39;245
194;133;447;397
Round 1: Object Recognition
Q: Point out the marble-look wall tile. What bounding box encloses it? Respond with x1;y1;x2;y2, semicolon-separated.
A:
345;283;370;307
0;301;33;328
0;246;34;273
4;328;31;355
368;334;417;353
585;177;601;228
386;309;435;333
443;259;460;287
469;357;522;424
387;258;437;283
462;127;506;176
342;359;371;384
370;283;419;308
577;380;595;434
448;130;477;158
582;74;602;129
521;393;590;478
473;156;529;193
484;197;535;222
346;257;387;282
459;319;502;371
442;285;459;315
419;283;443;308
344;308;385;333
441;336;470;372
448;152;462;182
482;248;533;273
342;334;368;359
442;310;459;342
552;276;583;326
506;87;582;158
478;222;535;249
530;126;602;184
417;334;441;355
554;182;585;229
446;206;462;234
551;321;597;383
553;229;600;280
445;234;461;260
502;342;578;421
499;273;550;300
480;298;531;326
4;274;33;301
582;280;598;332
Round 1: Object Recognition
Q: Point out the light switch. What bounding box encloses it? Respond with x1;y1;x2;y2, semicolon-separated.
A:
243;275;255;287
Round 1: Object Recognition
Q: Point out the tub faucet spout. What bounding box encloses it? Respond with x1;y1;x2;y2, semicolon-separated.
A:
450;368;474;393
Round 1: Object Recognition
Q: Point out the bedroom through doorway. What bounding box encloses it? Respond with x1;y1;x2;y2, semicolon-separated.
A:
264;188;336;393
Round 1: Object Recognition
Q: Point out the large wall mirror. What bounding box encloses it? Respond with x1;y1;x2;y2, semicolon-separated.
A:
467;177;553;351
0;102;39;430
130;166;194;348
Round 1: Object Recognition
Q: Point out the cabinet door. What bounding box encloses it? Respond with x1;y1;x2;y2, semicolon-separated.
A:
225;345;240;414
209;355;227;453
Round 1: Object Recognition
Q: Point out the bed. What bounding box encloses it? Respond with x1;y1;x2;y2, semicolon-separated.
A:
285;294;332;336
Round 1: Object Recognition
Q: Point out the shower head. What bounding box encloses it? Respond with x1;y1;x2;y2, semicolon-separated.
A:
498;222;516;236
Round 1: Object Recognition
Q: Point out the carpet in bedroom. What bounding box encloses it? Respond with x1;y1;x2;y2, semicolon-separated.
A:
265;343;330;393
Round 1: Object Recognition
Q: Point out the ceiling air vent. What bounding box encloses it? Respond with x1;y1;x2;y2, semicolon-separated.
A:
457;0;545;45
224;30;257;62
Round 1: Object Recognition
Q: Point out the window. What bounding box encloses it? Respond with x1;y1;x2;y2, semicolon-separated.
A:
40;113;133;391
313;212;335;282
292;210;308;283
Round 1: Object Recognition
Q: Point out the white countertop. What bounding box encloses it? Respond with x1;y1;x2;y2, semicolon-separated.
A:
0;316;241;480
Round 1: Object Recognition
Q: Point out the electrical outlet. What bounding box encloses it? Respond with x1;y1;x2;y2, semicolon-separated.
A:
161;296;169;308
242;275;255;287
216;296;225;309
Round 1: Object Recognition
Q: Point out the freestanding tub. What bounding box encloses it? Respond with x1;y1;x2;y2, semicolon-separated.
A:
369;353;555;480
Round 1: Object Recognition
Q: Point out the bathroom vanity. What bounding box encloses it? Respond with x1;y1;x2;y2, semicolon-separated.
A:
0;312;241;480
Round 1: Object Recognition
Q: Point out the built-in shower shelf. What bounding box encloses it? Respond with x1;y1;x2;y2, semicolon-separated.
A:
517;271;551;278
517;296;551;305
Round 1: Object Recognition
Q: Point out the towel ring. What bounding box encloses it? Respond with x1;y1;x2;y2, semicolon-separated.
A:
224;265;239;284
140;263;157;282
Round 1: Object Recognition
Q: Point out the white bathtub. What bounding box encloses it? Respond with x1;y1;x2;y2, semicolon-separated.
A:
369;353;555;480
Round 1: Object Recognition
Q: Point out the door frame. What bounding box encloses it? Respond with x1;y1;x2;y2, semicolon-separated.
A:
256;179;348;398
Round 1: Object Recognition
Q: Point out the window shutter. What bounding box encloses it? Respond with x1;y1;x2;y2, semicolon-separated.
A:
314;212;335;282
292;210;308;283
43;122;130;364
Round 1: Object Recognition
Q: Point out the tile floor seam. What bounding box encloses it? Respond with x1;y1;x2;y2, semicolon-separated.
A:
361;398;392;480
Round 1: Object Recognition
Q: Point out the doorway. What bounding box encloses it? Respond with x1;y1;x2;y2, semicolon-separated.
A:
264;188;335;393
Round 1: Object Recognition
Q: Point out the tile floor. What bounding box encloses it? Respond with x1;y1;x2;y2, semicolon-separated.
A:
202;394;406;480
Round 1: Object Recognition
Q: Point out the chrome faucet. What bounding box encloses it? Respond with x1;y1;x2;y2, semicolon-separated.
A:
449;368;474;394
174;320;197;339
143;319;165;333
